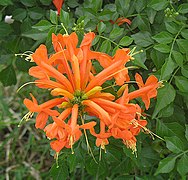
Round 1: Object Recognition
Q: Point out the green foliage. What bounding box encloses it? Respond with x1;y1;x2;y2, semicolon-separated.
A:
0;0;188;179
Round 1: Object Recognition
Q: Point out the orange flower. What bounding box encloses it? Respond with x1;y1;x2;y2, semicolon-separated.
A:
21;31;160;157
44;108;72;139
128;73;160;109
115;17;131;26
110;17;131;26
52;0;64;15
24;93;63;129
90;121;111;150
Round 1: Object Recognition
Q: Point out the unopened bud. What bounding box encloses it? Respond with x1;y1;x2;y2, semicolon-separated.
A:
84;86;102;97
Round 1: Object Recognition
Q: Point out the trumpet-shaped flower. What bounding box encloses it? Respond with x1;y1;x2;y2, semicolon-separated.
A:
21;31;160;159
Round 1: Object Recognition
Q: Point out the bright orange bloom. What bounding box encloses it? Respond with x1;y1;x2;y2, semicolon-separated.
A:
128;73;160;109
90;121;111;150
24;93;63;129
109;17;131;26
21;31;160;157
115;17;131;26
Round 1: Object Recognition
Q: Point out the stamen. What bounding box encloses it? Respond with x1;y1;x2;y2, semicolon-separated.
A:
18;111;34;127
55;152;59;168
17;81;56;93
101;80;142;93
123;139;137;157
101;82;116;91
15;51;34;62
99;146;102;161
57;42;64;51
158;81;165;88
81;115;98;164
128;47;136;55
99;140;107;161
128;47;143;58
69;135;75;154
131;50;143;56
101;143;107;153
17;82;37;93
61;23;68;35
136;112;146;119
131;119;164;141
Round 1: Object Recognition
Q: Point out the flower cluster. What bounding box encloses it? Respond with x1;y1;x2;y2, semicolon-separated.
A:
22;32;160;157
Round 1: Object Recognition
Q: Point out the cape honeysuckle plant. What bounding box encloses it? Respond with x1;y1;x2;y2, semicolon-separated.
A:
1;0;188;179
17;31;162;165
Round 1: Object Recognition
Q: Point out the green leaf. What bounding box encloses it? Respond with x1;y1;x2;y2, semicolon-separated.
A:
176;39;188;54
97;21;106;34
50;162;69;179
134;15;151;32
91;0;103;12
131;31;154;47
153;83;176;118
47;27;56;41
148;0;168;11
181;29;188;39
104;3;116;12
0;0;12;5
0;65;17;86
40;0;51;5
175;76;188;92
146;8;157;24
92;35;100;46
150;49;166;69
86;159;107;176
98;9;113;21
135;0;146;13
165;22;180;34
119;36;133;46
20;18;32;33
12;8;27;21
158;103;174;118
133;50;148;70
178;3;188;14
0;22;12;37
60;10;70;27
15;58;34;72
154;44;170;53
50;10;58;25
155;156;177;175
156;121;185;138
100;40;111;54
152;31;173;44
172;51;184;67
115;0;130;16
67;154;77;173
109;26;124;40
177;154;188;176
22;29;47;40
67;0;79;8
160;57;177;80
33;20;53;31
165;136;184;153
21;0;36;7
0;55;13;65
28;7;44;20
181;65;188;78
